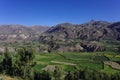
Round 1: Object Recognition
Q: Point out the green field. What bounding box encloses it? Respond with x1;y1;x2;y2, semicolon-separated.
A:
33;52;120;74
0;51;120;80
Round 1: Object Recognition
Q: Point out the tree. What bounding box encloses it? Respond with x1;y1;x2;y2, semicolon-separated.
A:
33;70;51;80
65;71;74;80
13;47;35;78
79;69;85;79
1;48;12;75
54;66;63;80
73;70;80;80
111;73;120;80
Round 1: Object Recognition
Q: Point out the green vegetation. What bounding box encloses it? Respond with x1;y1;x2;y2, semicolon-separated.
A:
101;65;120;74
0;47;36;79
33;52;120;74
0;48;120;80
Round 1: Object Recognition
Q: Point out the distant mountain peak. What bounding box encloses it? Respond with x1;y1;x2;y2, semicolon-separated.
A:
40;20;120;42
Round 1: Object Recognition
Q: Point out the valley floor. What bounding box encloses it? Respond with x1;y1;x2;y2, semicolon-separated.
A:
33;52;120;74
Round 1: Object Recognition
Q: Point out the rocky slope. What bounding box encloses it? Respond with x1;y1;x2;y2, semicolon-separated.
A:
0;20;119;53
39;20;120;52
0;25;49;43
0;25;49;53
41;20;120;41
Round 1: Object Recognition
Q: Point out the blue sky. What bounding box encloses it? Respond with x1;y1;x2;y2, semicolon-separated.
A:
0;0;120;26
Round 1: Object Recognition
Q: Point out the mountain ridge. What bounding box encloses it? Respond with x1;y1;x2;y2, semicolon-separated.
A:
41;20;120;41
0;20;119;52
39;20;120;52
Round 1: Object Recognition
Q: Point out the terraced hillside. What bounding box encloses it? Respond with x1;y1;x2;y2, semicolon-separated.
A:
33;52;120;74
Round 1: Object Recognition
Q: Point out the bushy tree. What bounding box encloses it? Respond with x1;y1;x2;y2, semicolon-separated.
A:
65;71;74;80
1;48;12;75
111;73;120;80
33;70;51;80
64;68;120;80
12;47;35;78
73;70;80;80
54;66;63;80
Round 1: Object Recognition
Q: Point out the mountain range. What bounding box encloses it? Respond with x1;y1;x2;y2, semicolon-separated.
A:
41;20;120;42
39;20;120;52
0;25;49;43
0;20;120;52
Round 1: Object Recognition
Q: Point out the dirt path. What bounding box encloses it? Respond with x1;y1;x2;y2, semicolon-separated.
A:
51;61;77;66
104;61;120;70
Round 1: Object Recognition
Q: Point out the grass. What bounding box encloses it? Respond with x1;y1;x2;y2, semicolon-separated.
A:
33;64;46;70
104;53;120;61
101;65;120;75
33;52;120;74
